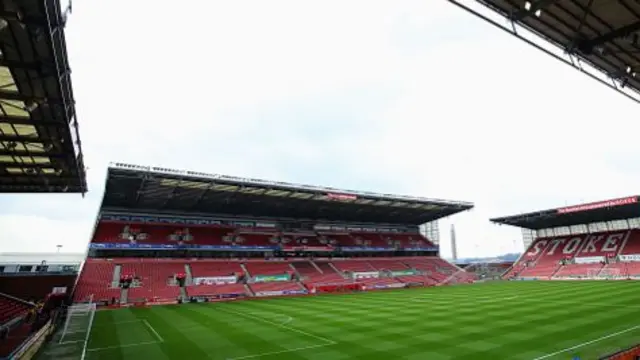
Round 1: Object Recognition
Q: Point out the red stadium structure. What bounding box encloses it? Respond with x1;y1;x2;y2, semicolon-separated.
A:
493;196;640;280
72;163;475;306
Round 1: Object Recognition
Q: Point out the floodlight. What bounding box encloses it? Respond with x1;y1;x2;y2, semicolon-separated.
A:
535;9;542;17
23;100;38;112
0;19;7;32
524;2;531;11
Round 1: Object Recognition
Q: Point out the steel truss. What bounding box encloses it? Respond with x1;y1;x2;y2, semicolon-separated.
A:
447;0;640;104
0;0;86;193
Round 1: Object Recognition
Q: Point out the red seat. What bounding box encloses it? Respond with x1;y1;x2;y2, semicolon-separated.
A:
186;284;246;297
0;294;31;326
73;259;120;302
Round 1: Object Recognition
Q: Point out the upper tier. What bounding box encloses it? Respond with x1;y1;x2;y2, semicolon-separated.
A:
90;222;437;252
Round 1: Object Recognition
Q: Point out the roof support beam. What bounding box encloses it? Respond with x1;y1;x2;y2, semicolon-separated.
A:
0;149;69;158
0;89;63;103
0;162;66;170
578;20;640;54
511;0;557;22
0;114;69;127
0;59;51;71
0;185;81;193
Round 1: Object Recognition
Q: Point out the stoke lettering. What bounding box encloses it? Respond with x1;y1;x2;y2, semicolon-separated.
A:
527;240;548;257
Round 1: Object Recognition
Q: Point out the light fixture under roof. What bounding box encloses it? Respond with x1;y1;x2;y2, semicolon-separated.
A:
23;101;38;112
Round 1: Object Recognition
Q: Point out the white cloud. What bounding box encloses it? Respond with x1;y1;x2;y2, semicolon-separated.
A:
2;0;639;260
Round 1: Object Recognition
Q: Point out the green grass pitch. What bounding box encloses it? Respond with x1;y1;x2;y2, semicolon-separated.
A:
42;281;640;360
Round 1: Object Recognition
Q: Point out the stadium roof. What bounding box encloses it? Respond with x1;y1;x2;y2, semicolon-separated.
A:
0;0;86;193
99;163;475;225
449;0;640;104
491;196;640;229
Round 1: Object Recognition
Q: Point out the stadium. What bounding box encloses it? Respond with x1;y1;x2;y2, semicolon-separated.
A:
2;1;640;360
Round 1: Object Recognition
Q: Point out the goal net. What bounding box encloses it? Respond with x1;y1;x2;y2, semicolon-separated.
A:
439;267;477;286
59;302;96;344
38;299;97;360
588;268;622;279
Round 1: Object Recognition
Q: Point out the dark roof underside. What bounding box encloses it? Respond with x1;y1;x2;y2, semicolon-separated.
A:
449;0;640;104
0;0;86;193
491;196;640;229
101;167;474;225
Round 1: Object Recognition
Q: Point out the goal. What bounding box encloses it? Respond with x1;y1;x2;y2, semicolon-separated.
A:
588;268;622;280
57;299;97;360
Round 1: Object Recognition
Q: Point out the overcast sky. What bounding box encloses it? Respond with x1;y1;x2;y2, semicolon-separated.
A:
1;0;638;259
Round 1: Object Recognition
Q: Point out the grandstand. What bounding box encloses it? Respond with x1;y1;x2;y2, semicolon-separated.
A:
493;196;640;280
449;0;640;104
74;162;475;305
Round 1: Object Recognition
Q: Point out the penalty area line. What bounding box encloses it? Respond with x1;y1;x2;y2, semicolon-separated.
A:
226;343;332;360
217;306;336;345
143;319;164;343
531;324;640;360
86;340;161;352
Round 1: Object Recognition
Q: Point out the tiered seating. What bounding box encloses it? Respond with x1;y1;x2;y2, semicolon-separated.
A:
92;222;125;243
507;231;638;279
235;232;277;246
332;260;376;273
555;263;603;278
187;284;246;297
619;230;640;255
358;277;402;287
368;260;408;271
503;237;553;278
250;281;301;294
245;262;292;276
380;233;435;248
189;261;242;277
291;261;320;277
403;258;450;282
74;259;120;302
281;232;322;247
301;262;347;285
518;235;589;278
601;261;640;277
395;274;437;286
121;259;185;301
574;231;628;258
350;232;387;247
318;233;353;246
0;324;31;358
93;222;237;246
0;294;31;325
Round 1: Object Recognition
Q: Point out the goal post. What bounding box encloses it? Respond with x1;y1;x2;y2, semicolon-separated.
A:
589;268;622;279
57;298;97;360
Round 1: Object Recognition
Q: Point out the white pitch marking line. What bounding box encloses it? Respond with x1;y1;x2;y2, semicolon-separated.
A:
217;306;335;345
111;320;146;326
531;324;640;360
244;312;293;325
226;343;332;360
143;319;164;343
412;295;518;304
59;340;84;345
86;340;161;352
